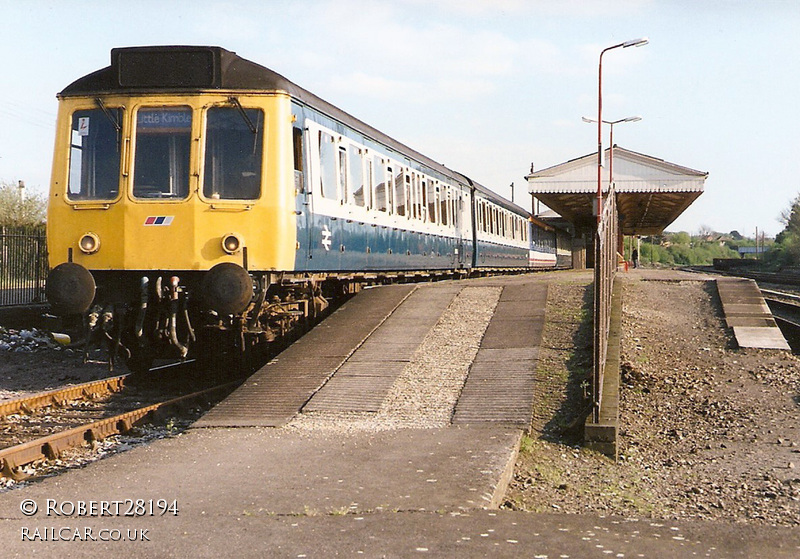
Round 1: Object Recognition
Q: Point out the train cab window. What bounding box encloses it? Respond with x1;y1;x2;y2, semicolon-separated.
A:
133;107;192;199
318;132;338;199
67;108;122;200
203;106;264;200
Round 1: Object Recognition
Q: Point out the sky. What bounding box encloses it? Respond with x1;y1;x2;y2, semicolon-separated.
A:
0;0;798;237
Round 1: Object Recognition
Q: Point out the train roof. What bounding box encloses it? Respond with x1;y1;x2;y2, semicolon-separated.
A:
60;45;530;217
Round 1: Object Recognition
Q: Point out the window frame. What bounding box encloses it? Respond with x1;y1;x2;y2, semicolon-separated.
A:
132;105;194;201
201;104;265;202
65;105;125;203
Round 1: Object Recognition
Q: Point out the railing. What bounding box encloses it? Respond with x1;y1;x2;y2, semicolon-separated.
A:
0;225;48;306
592;188;618;422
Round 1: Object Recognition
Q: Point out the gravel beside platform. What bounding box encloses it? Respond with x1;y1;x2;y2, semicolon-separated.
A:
508;272;800;527
287;285;502;432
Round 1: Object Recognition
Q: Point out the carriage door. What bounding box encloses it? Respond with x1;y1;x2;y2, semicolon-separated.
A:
456;187;468;267
292;113;311;265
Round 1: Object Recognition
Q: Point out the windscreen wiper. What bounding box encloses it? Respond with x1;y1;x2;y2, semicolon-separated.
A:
95;98;121;133
228;96;258;134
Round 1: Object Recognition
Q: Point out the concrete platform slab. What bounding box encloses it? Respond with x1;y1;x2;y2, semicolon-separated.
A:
716;278;790;350
2;506;798;558
304;284;461;413
733;326;792;349
0;425;522;556
194;284;417;427
453;282;547;426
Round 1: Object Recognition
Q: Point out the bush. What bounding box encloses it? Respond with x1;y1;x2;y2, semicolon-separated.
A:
0;181;46;227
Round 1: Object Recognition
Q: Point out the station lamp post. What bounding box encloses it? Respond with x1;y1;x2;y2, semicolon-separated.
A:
595;38;648;224
582;116;641;192
584;115;642;266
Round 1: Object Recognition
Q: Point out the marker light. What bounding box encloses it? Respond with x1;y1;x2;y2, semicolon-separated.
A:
222;233;242;254
78;232;100;254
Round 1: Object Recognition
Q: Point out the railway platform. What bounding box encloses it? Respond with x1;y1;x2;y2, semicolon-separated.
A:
0;270;798;557
622;267;791;350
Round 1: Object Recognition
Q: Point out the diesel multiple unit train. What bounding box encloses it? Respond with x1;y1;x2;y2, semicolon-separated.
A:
45;46;568;369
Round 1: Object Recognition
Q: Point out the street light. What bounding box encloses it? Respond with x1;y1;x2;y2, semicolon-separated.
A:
595;37;648;223
582;116;641;191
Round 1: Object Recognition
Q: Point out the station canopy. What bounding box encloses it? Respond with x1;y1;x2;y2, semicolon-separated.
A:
526;147;706;235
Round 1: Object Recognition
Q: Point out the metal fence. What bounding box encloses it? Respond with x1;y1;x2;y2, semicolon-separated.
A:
592;188;618;423
0;225;48;306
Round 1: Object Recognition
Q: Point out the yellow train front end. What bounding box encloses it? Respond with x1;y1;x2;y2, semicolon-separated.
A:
47;93;296;274
45;47;300;369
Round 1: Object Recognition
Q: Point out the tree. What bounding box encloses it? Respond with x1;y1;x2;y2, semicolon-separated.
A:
778;194;800;240
697;224;714;239
0;180;47;226
671;231;691;245
766;194;800;268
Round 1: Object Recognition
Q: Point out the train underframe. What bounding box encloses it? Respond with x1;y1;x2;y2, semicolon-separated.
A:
76;270;339;372
49;258;543;374
70;266;485;373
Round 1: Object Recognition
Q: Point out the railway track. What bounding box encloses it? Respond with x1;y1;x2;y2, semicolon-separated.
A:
762;290;800;351
0;367;242;481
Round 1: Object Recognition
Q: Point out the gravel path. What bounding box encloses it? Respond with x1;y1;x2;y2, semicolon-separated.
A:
287;285;501;432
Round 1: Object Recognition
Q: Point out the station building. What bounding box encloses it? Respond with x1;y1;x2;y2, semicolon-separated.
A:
526;146;707;268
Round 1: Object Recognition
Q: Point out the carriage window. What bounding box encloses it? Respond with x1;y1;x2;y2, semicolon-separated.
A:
134;107;192;199
338;147;348;204
394;169;406;216
203;106;263;200
413;175;423;220
406;175;414;218
420;180;428;222
318;132;337;199
68;108;122;200
449;191;457;228
427;182;438;224
374;159;389;212
409;175;419;220
349;146;366;207
366;157;373;209
440;186;449;226
293;127;304;173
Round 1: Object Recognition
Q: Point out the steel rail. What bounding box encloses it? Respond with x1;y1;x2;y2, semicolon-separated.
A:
0;381;240;480
0;375;129;419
